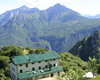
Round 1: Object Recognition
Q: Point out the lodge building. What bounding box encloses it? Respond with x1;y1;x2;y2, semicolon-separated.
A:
10;51;63;80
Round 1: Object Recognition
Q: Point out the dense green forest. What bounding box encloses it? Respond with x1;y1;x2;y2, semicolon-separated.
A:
59;52;100;80
0;45;99;80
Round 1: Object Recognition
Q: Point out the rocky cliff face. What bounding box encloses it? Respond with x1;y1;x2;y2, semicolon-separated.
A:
69;30;100;61
90;31;100;55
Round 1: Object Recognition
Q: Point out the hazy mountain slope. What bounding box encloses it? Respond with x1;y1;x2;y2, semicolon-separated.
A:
93;14;100;19
0;5;39;26
84;14;100;19
69;30;100;61
0;4;100;52
0;13;51;49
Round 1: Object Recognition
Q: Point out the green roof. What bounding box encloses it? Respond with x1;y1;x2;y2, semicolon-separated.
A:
11;52;60;65
17;67;63;79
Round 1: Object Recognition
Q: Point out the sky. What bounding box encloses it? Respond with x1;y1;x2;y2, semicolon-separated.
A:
0;0;100;15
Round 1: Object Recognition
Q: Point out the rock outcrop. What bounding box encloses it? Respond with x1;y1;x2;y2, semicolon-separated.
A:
69;30;100;61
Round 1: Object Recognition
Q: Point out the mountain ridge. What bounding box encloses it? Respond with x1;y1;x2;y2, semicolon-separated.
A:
0;3;100;52
69;30;100;61
84;14;100;19
0;3;82;24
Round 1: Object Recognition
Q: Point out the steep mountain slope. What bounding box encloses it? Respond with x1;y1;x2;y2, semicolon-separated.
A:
46;3;82;21
0;3;100;52
93;14;100;19
69;30;100;61
0;5;39;26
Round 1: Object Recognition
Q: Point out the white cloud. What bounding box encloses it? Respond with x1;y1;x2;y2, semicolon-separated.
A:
17;0;38;2
17;0;38;3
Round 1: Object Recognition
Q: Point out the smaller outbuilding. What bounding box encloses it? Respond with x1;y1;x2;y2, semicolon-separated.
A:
83;72;95;78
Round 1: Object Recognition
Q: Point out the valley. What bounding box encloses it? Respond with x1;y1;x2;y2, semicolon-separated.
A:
0;4;100;52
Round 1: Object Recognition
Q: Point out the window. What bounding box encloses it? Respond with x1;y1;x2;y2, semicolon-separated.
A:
32;62;34;64
19;64;22;66
51;74;53;77
32;68;35;71
45;60;47;62
53;64;56;67
26;64;28;67
58;72;60;76
53;59;55;61
39;66;41;70
20;70;23;73
45;65;48;68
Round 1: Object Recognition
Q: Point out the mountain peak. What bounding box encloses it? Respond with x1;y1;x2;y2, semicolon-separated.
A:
54;3;63;7
53;3;67;9
19;5;30;10
46;3;77;16
47;3;75;13
54;3;65;7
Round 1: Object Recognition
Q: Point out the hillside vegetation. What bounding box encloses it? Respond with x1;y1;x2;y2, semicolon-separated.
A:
59;52;100;80
69;30;100;79
0;45;100;80
69;30;100;61
59;52;88;80
89;76;100;80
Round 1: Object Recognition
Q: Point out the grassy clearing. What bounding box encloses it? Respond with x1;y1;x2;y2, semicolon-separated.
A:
89;75;100;80
23;49;29;55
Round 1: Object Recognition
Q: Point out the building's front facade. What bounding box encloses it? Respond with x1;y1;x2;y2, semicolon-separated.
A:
10;52;63;80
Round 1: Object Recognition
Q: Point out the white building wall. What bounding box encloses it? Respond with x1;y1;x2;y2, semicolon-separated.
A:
17;59;59;74
10;62;17;80
10;58;60;80
49;59;59;67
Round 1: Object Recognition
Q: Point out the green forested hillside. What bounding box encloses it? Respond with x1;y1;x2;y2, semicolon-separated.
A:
69;30;100;61
0;4;100;52
59;52;88;80
60;52;100;80
0;45;99;80
69;30;100;79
